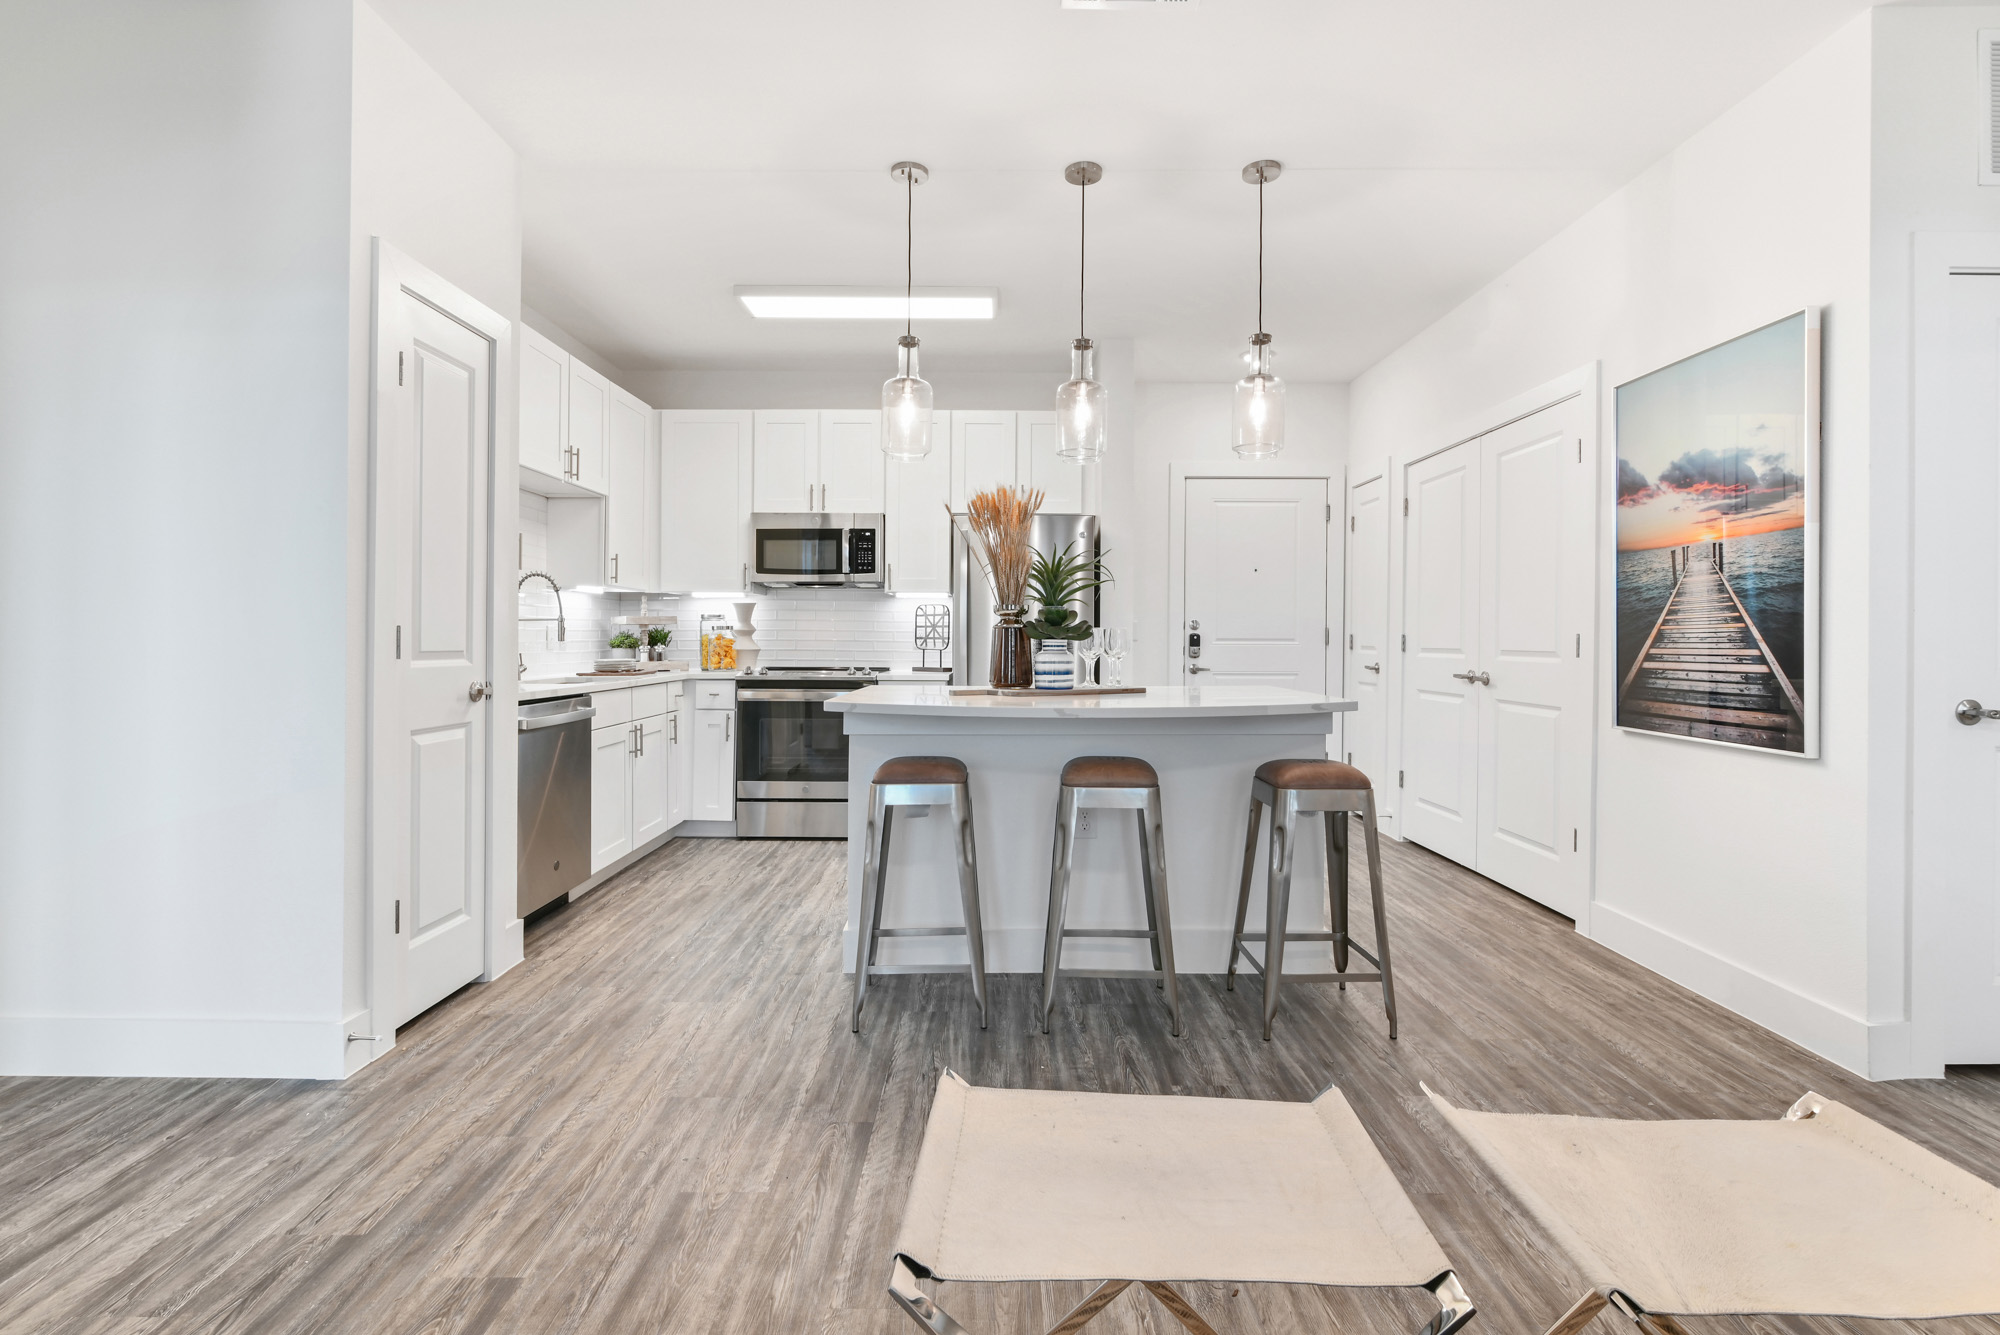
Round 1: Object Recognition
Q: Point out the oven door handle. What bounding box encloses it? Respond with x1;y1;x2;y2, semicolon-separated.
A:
737;688;854;702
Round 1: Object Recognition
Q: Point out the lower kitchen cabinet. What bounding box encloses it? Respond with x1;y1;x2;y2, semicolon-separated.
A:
667;700;692;826
692;706;735;821
590;722;635;872
632;712;670;846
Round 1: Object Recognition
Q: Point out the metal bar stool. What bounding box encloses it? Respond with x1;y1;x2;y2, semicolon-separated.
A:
1041;755;1182;1036
852;756;988;1033
1227;758;1397;1041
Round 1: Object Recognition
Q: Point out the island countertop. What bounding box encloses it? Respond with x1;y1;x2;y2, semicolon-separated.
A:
827;681;1354;722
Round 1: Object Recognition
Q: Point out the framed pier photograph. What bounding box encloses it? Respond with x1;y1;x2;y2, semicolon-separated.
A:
1613;310;1820;756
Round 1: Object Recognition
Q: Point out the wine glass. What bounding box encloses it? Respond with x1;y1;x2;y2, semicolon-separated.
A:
1101;627;1130;687
1075;629;1103;686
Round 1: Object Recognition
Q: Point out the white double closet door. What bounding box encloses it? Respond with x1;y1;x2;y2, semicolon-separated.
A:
1401;395;1591;920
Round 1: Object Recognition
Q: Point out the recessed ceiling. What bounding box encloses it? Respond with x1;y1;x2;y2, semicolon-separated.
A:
370;0;1874;381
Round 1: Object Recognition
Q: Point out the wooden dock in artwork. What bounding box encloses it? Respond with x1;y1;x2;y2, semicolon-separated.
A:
1618;544;1803;750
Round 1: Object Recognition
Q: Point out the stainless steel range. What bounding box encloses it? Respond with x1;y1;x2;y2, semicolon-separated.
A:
734;667;885;839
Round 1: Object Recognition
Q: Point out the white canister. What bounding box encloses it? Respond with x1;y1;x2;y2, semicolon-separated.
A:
1032;640;1076;691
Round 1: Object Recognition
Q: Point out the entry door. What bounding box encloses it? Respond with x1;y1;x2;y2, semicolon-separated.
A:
1344;475;1391;791
1184;477;1328;689
1911;244;2000;1069
1401;446;1481;866
377;288;493;1027
1473;399;1589;918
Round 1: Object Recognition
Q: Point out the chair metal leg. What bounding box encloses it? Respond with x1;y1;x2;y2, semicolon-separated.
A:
1226;796;1261;992
869;806;895;966
1139;1281;1221;1335
1137;809;1163;987
1538;1290;1609;1335
1327;807;1350;987
1362;790;1397;1040
951;785;989;1030
1144;788;1182;1037
1041;787;1076;1034
1262;800;1297;1041
852;786;887;1033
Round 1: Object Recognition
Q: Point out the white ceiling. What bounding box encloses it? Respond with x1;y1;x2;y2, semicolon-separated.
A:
372;0;1874;382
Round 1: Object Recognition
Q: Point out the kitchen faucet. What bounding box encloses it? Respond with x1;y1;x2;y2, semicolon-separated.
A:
518;571;566;665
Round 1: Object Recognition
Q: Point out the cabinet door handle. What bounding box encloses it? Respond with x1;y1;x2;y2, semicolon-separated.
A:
741;562;748;590
611;552;618;583
725;714;732;741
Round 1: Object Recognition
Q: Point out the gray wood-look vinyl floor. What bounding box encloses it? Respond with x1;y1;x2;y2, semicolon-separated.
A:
3;836;1996;1335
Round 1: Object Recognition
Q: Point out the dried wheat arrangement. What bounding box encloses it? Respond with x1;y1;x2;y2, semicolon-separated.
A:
952;484;1043;609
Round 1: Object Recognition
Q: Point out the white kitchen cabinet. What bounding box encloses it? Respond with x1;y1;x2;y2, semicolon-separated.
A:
819;410;886;512
567;359;610;494
605;384;650;588
659;410;753;593
887;411;952;593
951;411;1017;509
632;712;671;846
1019;410;1090;514
590;721;634;872
692;705;735;821
520;326;568;481
667;691;692;828
752;410;817;513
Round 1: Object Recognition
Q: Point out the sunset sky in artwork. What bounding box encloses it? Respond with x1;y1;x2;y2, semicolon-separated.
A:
1616;314;1808;552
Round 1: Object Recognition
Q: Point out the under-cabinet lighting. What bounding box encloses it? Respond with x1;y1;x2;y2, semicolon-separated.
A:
736;286;998;320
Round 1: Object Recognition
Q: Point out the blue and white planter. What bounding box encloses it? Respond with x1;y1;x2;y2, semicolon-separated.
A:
1032;640;1077;690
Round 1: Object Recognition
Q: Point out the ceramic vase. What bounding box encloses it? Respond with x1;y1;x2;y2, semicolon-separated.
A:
1032;640;1076;690
991;606;1031;689
731;600;761;672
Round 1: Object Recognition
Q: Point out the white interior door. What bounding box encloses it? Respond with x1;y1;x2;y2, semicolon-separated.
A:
377;290;492;1027
1183;477;1328;689
1474;398;1590;917
1912;242;2000;1069
1400;444;1481;866
819;409;886;512
1345;475;1390;792
753;410;816;512
951;411;1017;507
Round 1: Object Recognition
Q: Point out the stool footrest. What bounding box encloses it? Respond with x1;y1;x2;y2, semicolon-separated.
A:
1061;927;1157;939
1055;967;1175;981
860;963;975;977
874;926;969;938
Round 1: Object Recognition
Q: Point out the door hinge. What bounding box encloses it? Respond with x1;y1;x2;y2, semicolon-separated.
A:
1572;828;1579;852
393;899;401;933
1398;770;1405;788
1348;632;1354;650
395;625;401;659
1325;627;1330;645
1346;751;1353;764
1350;515;1356;531
1400;633;1406;651
1575;632;1581;658
1326;502;1332;521
398;351;404;386
1402;497;1409;516
1577;438;1582;463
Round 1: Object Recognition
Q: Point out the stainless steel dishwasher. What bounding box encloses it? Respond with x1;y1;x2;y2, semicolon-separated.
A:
518;694;595;916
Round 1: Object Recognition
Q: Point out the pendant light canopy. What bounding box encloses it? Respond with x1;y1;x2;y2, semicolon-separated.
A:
881;161;935;461
1233;159;1286;459
1056;160;1107;463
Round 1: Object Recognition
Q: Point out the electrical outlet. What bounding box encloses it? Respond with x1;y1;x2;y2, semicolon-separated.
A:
1076;809;1098;839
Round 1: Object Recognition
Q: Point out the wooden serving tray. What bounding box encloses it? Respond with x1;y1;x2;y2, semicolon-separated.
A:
949;686;1147;698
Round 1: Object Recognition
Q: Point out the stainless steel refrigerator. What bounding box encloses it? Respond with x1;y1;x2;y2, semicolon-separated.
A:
952;512;1101;687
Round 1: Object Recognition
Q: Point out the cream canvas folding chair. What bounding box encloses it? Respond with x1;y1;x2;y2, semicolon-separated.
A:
888;1071;1476;1335
1425;1085;2000;1335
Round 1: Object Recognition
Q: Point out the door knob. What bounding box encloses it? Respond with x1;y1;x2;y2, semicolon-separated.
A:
1956;698;2000;725
1451;670;1491;686
1187;664;1211;674
1362;662;1381;674
468;681;492;702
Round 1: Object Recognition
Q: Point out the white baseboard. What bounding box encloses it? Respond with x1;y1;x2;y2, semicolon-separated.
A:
0;1015;347;1080
1589;902;1885;1076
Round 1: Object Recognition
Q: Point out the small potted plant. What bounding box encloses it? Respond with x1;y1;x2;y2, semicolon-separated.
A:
607;630;641;660
1023;542;1112;690
645;627;672;661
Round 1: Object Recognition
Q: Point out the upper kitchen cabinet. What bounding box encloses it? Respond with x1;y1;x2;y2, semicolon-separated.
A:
604;384;652;589
751;411;816;513
659;410;753;592
950;411;1016;509
1019;410;1092;514
751;410;886;514
566;359;610;495
819;410;886;513
886;411;951;594
520;326;568;482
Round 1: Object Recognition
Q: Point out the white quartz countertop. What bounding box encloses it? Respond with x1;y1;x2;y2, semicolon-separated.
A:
517;669;950;702
825;682;1354;720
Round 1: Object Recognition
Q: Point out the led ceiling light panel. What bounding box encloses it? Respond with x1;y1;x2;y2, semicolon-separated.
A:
736;287;998;320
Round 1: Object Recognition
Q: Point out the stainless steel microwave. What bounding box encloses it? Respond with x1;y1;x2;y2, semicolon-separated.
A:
751;513;884;587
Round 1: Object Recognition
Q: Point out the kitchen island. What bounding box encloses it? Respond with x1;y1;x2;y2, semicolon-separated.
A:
827;682;1356;976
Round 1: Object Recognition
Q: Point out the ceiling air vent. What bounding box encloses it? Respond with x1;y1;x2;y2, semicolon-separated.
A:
1063;0;1198;9
1982;29;2000;184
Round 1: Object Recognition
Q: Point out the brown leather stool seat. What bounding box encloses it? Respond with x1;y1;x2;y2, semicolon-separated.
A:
873;755;968;786
1255;758;1371;790
1060;755;1159;789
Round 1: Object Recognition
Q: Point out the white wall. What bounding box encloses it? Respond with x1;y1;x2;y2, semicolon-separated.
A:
1866;4;2000;1073
1347;15;1877;1070
346;0;525;1068
0;1;356;1076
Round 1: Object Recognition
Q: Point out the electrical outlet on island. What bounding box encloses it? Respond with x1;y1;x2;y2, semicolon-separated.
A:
1075;809;1098;840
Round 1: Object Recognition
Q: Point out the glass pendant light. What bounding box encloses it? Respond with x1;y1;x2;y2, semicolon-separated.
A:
1056;160;1107;462
1233;159;1286;458
881;161;935;460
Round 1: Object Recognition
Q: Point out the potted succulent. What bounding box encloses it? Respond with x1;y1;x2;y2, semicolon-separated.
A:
645;626;672;661
1023;542;1112;690
607;629;641;660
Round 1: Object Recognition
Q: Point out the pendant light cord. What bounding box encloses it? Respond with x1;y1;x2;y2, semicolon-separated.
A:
905;169;914;340
1079;174;1088;341
1256;171;1265;337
